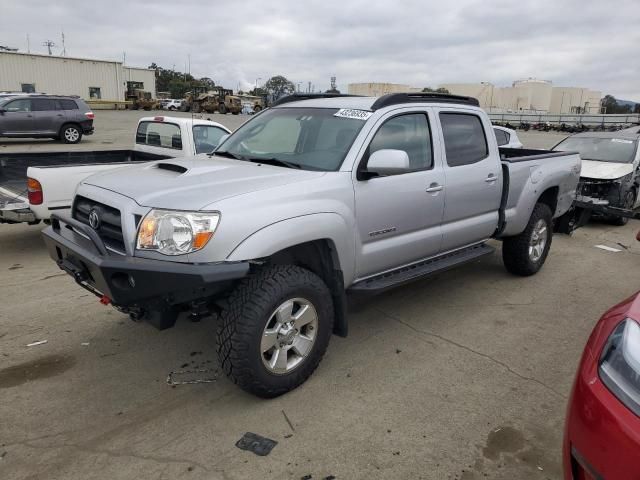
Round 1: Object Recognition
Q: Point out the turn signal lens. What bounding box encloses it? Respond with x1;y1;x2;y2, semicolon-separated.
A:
27;177;43;205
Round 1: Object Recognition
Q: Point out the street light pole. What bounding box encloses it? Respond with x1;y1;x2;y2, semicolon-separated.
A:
255;78;261;92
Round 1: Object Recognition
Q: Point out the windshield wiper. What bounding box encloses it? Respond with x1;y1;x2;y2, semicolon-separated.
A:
210;150;242;159
245;157;302;169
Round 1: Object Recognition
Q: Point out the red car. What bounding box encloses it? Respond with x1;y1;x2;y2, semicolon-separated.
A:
564;292;640;479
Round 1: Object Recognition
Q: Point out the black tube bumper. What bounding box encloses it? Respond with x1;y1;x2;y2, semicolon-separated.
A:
42;214;249;308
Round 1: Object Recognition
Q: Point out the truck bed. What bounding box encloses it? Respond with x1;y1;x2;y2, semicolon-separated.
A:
0;149;171;222
499;147;578;162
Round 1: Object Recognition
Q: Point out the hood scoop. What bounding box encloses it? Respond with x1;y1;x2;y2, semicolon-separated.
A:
155;162;188;174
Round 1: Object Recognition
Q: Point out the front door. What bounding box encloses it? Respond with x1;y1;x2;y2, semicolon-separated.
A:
436;109;502;252
353;110;445;278
0;98;34;135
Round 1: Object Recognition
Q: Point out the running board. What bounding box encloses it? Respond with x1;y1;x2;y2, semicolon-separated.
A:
348;243;495;294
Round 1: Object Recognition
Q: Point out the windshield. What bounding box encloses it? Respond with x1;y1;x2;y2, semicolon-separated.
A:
553;136;638;163
216;107;367;171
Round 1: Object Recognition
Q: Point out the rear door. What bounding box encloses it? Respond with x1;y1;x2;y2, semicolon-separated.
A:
353;108;445;278
0;98;34;134
32;98;62;134
436;109;502;252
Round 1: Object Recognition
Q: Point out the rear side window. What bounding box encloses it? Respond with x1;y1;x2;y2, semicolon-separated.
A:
440;113;489;166
58;99;79;110
31;98;58;111
136;121;182;149
368;113;433;170
493;128;510;146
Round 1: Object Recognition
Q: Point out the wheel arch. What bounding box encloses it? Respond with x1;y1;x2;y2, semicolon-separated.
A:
59;121;82;136
226;213;355;337
536;186;559;216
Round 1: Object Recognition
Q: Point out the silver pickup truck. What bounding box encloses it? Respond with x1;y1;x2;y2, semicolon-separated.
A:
42;93;581;397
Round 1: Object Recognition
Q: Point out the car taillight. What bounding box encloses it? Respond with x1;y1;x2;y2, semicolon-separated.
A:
27;177;43;205
85;111;95;120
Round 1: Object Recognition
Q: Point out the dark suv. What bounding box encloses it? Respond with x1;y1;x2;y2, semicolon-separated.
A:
0;95;94;144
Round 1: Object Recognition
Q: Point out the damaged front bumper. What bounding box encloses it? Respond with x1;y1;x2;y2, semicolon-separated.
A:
42;214;250;328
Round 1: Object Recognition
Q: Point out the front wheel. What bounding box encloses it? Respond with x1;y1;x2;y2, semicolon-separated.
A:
217;265;334;398
218;104;227;114
502;203;553;276
610;190;635;226
60;124;82;144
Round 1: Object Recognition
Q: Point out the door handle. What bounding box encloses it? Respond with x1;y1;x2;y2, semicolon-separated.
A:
426;183;443;193
57;114;64;117
485;174;497;183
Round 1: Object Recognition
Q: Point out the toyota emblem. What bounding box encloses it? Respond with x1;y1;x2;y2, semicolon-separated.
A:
88;209;101;230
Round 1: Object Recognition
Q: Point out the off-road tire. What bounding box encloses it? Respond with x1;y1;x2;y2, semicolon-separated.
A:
610;190;635;226
192;103;201;113
502;203;553;276
218;103;227;114
217;265;334;398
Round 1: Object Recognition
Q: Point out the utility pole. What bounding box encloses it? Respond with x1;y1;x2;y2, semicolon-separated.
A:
61;31;66;56
27;34;30;53
307;81;311;93
42;40;56;55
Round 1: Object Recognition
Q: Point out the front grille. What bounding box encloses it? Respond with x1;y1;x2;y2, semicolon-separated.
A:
73;196;125;253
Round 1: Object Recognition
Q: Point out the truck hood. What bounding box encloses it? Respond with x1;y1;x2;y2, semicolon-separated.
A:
82;156;326;210
581;160;634;180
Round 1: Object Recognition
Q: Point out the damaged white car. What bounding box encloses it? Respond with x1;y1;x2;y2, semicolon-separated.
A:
553;132;640;226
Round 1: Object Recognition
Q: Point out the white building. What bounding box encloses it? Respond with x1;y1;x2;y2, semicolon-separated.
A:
348;82;421;97
0;51;156;101
439;78;602;114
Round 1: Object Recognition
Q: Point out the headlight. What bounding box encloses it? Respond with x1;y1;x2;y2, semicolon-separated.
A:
599;318;640;416
136;209;220;256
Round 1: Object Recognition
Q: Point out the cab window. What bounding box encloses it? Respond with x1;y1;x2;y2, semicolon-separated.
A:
365;113;433;171
193;125;227;154
136;121;182;149
440;113;489;167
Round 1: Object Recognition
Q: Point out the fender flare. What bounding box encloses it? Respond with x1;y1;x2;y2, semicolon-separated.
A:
226;213;355;285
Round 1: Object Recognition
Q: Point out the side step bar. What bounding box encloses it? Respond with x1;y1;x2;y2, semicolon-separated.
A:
348;243;495;295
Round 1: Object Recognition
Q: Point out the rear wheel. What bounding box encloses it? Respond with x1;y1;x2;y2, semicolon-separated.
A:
217;265;334;398
60;124;82;144
218;103;227;114
502;203;553;276
192;103;201;113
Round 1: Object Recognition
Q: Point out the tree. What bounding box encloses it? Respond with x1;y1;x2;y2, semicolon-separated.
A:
422;87;450;94
325;87;341;94
249;87;267;97
601;94;633;114
199;77;216;89
634;103;640;114
264;75;296;100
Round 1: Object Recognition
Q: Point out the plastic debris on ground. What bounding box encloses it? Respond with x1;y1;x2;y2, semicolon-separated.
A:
235;432;278;456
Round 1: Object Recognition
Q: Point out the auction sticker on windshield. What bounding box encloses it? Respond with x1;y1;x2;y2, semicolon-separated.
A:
334;109;373;120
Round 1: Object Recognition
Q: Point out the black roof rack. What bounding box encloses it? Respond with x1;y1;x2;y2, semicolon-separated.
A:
271;93;363;107
371;92;480;110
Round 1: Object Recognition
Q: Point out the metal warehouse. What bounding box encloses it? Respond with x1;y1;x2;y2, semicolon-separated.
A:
0;51;156;101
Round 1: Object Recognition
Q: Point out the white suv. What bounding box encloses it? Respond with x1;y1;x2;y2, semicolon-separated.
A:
162;99;183;111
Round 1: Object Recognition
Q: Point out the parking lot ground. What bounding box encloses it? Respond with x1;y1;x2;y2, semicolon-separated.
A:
0;117;633;479
2;216;640;480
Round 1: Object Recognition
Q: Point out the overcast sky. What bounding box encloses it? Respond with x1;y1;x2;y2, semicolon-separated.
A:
3;0;640;101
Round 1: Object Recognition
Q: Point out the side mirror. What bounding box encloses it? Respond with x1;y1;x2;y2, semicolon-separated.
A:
366;149;410;177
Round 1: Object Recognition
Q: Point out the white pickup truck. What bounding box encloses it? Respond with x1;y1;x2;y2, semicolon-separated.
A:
0;116;230;224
